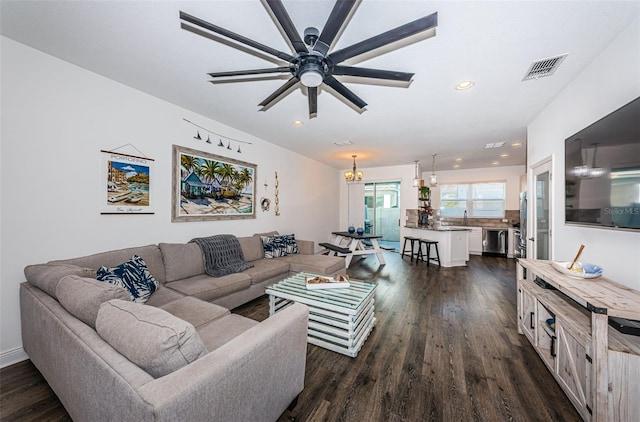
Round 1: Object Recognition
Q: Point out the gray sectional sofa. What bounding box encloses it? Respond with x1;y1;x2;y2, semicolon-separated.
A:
20;232;345;421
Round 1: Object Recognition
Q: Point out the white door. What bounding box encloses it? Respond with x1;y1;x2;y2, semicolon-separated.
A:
530;158;552;260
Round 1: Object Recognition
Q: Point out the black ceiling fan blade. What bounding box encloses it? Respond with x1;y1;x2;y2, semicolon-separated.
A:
258;77;300;109
313;0;358;56
208;67;291;78
180;11;293;61
323;75;367;110
264;0;308;54
328;12;438;64
308;87;318;119
333;65;414;81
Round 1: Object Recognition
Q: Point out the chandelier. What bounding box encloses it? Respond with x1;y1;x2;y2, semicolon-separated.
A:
345;155;363;183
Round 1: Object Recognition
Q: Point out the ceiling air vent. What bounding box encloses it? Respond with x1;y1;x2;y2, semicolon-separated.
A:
522;54;568;81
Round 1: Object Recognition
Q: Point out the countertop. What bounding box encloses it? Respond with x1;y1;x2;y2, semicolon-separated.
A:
405;225;471;231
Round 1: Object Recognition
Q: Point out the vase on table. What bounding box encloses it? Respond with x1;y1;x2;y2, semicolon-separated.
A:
348;224;356;234
356;226;364;236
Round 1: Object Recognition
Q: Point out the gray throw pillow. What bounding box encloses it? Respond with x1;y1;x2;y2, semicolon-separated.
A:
56;275;131;328
96;299;207;378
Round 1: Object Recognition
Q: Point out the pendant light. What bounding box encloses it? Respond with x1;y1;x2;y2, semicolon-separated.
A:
429;154;438;186
413;160;423;187
345;155;363;183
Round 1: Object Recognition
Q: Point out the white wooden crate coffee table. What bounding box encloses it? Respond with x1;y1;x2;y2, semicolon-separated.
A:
265;272;377;358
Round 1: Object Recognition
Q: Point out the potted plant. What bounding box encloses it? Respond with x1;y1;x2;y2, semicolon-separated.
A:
419;186;430;201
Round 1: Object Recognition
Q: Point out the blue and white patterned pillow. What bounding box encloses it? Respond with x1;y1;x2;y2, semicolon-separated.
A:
96;255;158;303
261;236;287;259
261;234;299;259
281;234;299;254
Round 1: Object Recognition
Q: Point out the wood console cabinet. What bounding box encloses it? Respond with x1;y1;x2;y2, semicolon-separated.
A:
517;259;640;421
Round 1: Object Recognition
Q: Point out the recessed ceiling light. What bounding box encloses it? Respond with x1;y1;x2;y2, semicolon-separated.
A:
455;158;463;162
455;80;475;90
453;164;460;168
500;153;509;158
292;120;304;127
511;141;523;147
492;161;499;165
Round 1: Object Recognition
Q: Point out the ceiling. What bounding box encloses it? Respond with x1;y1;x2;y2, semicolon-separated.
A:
2;1;639;171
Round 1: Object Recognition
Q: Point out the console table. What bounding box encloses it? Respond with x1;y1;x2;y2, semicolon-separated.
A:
517;259;640;421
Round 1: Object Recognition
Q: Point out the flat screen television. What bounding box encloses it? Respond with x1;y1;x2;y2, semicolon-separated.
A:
565;96;640;230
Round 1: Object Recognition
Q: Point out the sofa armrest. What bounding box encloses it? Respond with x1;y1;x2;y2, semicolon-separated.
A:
138;303;309;422
296;239;314;255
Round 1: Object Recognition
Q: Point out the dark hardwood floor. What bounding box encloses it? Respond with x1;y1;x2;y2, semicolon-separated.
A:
0;252;580;422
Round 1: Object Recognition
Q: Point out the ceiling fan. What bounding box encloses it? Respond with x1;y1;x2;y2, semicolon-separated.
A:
180;1;438;118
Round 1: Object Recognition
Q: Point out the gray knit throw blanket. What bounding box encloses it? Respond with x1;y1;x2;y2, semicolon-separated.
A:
190;234;253;277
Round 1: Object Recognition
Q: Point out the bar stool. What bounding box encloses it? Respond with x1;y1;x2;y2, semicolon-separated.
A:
417;239;441;267
401;236;420;262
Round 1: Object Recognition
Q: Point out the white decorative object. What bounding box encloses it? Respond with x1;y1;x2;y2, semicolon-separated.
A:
551;261;603;279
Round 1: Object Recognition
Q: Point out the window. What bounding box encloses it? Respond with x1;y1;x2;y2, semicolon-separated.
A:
440;182;506;218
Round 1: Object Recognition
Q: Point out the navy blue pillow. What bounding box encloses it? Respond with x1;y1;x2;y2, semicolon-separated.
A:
96;255;158;303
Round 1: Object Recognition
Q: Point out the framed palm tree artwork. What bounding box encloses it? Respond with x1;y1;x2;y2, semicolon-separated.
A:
171;145;256;222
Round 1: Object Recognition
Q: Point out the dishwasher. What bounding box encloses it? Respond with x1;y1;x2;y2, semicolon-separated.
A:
482;228;508;257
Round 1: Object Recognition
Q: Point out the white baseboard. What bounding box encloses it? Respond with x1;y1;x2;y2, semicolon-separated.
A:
1;346;28;368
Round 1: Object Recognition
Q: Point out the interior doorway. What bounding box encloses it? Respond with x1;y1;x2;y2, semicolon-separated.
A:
364;181;401;250
530;157;553;260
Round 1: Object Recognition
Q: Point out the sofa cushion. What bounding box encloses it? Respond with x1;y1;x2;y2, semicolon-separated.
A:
237;236;264;262
51;244;167;284
242;259;290;284
159;243;205;282
279;254;345;275
164;272;251;302
196;314;259;352
260;235;288;258
24;263;96;298
96;299;207;378
144;285;186;307
56;275;131;328
96;255;158;303
159;297;229;328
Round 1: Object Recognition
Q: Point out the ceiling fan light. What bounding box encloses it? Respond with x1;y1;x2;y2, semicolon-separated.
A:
300;70;323;88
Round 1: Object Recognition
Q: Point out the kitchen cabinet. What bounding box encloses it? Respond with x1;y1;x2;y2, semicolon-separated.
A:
468;227;483;255
517;259;640;421
447;226;482;255
404;226;469;267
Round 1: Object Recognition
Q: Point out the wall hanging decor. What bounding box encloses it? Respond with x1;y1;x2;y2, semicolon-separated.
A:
260;180;271;212
183;118;252;154
172;145;256;222
101;146;154;215
274;171;280;216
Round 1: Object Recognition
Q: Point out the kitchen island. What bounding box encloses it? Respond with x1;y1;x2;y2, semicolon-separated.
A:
404;226;470;267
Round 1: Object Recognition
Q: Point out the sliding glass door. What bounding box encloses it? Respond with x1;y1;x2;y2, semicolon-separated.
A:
364;182;401;242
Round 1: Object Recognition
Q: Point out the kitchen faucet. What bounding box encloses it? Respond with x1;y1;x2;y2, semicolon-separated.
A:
463;210;468;226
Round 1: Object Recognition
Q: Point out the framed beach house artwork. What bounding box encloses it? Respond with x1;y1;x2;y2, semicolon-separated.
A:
172;145;256;222
101;150;154;214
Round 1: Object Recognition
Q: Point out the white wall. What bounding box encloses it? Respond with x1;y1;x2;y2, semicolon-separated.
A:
428;165;526;211
527;17;640;290
0;37;339;366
